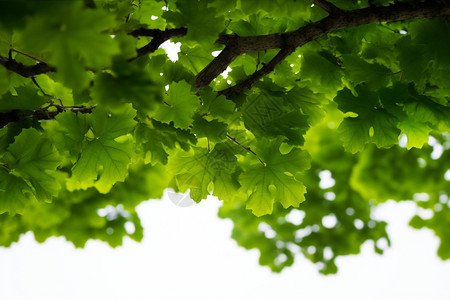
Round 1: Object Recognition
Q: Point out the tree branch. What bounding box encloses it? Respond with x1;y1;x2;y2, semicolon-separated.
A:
195;47;241;89
0;105;97;129
218;48;295;98
0;55;56;77
0;26;187;128
128;27;187;61
195;0;450;94
312;0;342;14
0;27;187;78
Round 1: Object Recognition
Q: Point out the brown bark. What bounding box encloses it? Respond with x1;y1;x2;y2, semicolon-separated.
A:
312;0;342;14
0;55;56;77
195;0;450;93
218;48;295;98
0;28;188;77
128;28;188;61
1;0;449;103
0;105;97;129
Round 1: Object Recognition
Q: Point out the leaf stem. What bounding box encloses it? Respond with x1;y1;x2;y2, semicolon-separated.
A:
31;77;64;105
0;164;11;172
226;134;266;166
10;48;47;64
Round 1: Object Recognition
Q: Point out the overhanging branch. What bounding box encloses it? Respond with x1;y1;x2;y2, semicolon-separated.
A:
0;28;188;77
0;55;56;77
218;48;295;98
0;25;187;129
0;105;97;129
195;0;450;94
312;0;343;14
128;27;187;61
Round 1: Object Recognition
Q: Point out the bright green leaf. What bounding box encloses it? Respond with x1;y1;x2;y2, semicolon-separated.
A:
240;140;310;216
153;80;199;129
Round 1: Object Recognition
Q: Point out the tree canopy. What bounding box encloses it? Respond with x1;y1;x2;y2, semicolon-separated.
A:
0;0;449;274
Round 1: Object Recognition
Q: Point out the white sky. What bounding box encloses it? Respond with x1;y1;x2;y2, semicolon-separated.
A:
1;193;449;300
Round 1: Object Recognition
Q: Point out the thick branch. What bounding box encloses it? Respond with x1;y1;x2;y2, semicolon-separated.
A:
312;0;342;14
0;55;56;77
0;105;97;129
195;0;450;92
128;27;187;61
195;47;241;90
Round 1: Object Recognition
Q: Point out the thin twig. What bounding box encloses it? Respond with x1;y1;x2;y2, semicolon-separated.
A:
0;164;11;172
31;77;64;105
219;48;294;98
0;105;97;129
10;48;47;63
226;134;266;166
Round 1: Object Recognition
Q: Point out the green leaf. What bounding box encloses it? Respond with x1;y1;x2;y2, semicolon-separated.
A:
131;0;166;29
153;80;199;129
199;88;235;121
169;143;237;202
228;14;295;37
0;169;34;215
135;119;197;166
90;105;137;139
411;18;450;68
178;44;212;74
34;74;74;106
336;86;400;152
284;86;327;124
300;50;343;95
404;94;450;129
91;61;163;111
378;82;410;117
396;36;428;87
169;148;215;202
70;138;133;193
370;110;401;148
135;124;171;165
240;140;310;216
242;91;309;145
360;25;401;68
337;117;371;153
212;172;241;202
239;0;311;20
342;55;392;89
3;128;61;206
163;0;224;45
397;118;431;150
53;111;90;162
20;2;119;88
68;106;137;193
0;86;47;113
191;115;227;143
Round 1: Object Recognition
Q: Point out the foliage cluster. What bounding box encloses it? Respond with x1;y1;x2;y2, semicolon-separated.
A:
0;0;449;274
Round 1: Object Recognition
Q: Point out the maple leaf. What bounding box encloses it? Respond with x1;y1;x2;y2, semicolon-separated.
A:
240;139;310;216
